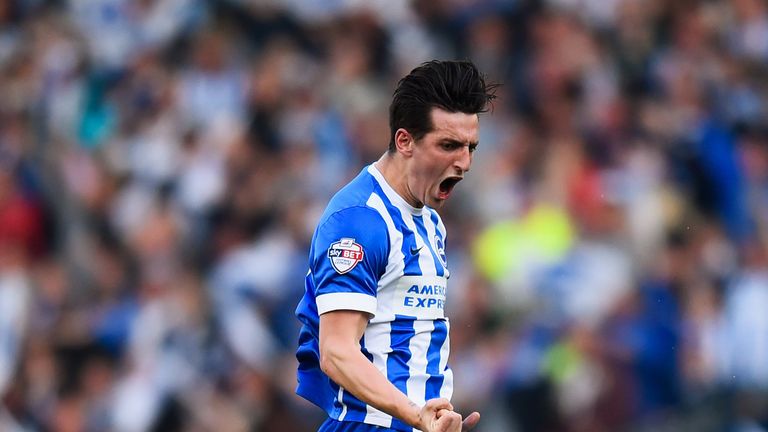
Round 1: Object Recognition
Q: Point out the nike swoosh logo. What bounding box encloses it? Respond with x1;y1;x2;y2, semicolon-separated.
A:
410;246;423;256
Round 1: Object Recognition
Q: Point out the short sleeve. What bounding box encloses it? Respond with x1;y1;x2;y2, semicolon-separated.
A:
311;206;389;317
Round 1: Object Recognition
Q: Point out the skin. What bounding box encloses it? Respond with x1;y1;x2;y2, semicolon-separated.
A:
319;107;481;432
320;312;479;431
376;107;479;210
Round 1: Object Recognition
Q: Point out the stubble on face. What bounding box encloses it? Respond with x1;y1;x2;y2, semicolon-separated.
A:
410;108;479;209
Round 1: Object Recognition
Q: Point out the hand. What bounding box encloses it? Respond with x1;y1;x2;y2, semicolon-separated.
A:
461;411;481;431
417;399;456;432
434;408;462;431
417;399;481;432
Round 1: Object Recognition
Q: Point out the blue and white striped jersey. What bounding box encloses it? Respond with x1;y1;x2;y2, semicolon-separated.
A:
296;164;453;431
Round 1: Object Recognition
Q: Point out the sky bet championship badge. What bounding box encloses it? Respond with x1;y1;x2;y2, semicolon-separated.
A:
328;238;364;274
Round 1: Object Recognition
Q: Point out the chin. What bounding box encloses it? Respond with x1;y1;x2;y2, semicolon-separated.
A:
427;198;446;209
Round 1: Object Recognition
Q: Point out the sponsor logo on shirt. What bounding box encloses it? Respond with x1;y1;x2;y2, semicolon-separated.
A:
404;284;446;309
391;275;448;319
327;238;364;274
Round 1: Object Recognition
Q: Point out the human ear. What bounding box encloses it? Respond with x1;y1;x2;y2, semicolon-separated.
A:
394;128;414;156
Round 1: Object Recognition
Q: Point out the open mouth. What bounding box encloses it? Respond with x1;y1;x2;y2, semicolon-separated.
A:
438;177;462;198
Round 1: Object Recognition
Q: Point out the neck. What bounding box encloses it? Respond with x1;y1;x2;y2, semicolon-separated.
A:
374;152;422;208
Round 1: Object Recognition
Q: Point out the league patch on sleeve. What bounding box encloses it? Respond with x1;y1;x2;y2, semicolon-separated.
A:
327;238;364;274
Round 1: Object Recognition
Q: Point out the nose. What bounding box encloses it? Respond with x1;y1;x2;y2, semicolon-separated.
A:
454;146;472;173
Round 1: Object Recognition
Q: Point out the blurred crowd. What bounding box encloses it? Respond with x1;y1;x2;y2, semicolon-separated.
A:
1;0;768;431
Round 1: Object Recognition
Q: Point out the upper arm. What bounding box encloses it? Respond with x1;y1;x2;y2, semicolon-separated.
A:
319;309;370;352
312;207;389;318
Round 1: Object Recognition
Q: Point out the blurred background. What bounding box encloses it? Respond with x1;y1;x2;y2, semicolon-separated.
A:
1;0;768;431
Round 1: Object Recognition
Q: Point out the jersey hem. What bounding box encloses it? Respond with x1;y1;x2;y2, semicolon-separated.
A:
329;414;421;432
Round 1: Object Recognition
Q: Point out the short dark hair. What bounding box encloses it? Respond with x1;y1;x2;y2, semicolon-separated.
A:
388;60;497;152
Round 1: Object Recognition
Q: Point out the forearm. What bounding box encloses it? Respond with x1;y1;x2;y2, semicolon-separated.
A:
321;345;420;427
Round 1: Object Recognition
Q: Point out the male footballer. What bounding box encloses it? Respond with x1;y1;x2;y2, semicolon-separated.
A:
296;60;496;432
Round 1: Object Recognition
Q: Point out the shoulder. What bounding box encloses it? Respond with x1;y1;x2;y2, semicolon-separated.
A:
315;206;389;250
325;168;378;211
316;167;387;232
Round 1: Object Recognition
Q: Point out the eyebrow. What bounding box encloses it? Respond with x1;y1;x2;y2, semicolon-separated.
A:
441;138;479;147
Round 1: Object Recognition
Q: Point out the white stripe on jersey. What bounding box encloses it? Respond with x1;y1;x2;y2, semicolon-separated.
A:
430;209;447;239
366;193;404;323
439;320;453;400
363;322;393;428
368;165;409;211
399;210;438;276
338;386;348;420
423;213;450;279
406;320;435;407
368;166;438;277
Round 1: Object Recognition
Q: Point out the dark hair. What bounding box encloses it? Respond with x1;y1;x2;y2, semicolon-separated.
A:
388;60;498;152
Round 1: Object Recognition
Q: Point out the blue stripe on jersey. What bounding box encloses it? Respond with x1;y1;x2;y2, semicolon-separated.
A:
429;210;445;250
424;320;448;400
387;316;416;432
429;210;442;237
330;381;344;418
413;215;444;277
319;418;389;432
340;388;368;422
429;209;447;268
338;335;375;423
371;183;422;275
360;334;374;362
330;376;368;423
